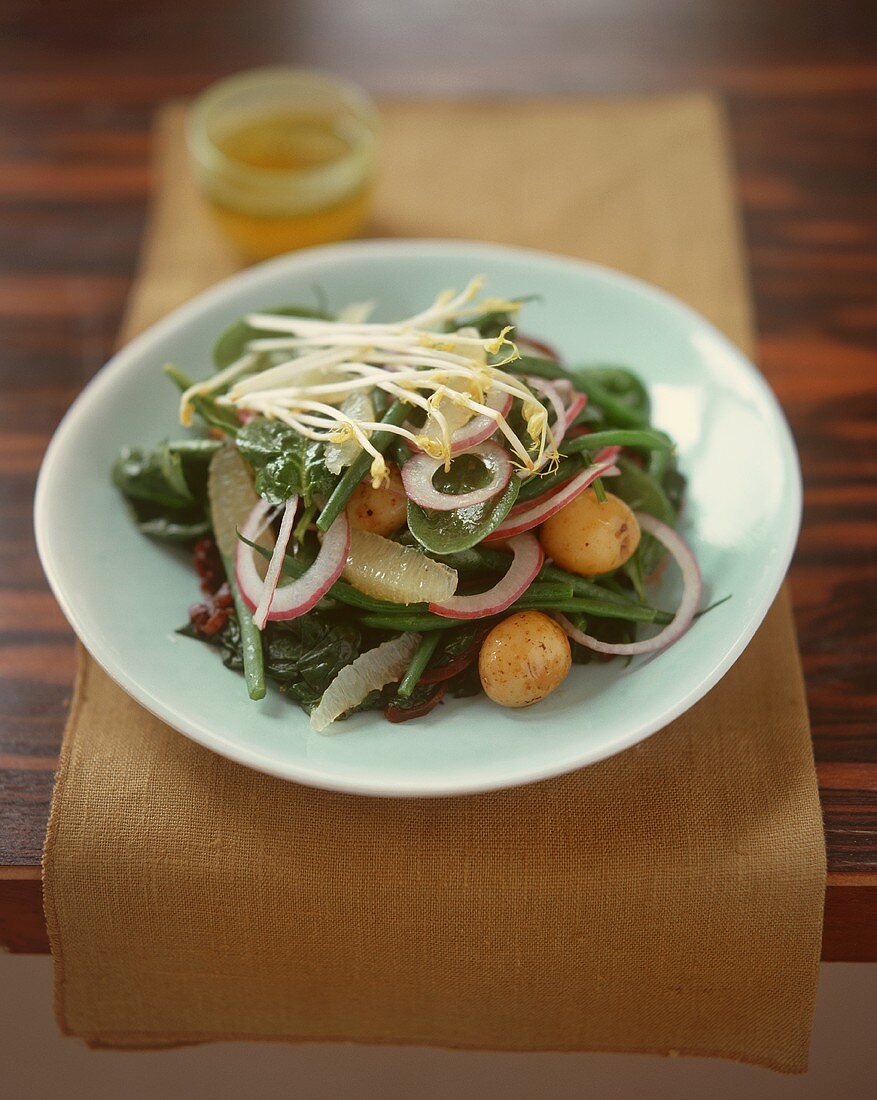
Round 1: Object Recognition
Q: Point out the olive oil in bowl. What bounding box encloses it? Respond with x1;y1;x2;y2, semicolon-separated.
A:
189;69;378;260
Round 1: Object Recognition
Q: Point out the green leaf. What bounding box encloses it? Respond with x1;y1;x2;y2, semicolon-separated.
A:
573;366;651;423
136;516;211;542
182;609;364;715
113;439;214;543
112;443;193;509
611;455;675;524
431;453;494;495
236;416;339;506
611;455;676;575
213;304;332;370
407;475;520;554
163;364;241;434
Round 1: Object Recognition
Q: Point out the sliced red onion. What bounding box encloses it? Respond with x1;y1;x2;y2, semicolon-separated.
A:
429;533;544;619
402;441;512;512
234;498;278;605
554;513;702;656
252;495;298;629
448;389;513;453
405;389;513;455
545;378;586;428
516;335;561;362
526;376;568;450
594;444;622;465
483;458;619;542
509;473;579;516
236;502;350;622
564;392;587;427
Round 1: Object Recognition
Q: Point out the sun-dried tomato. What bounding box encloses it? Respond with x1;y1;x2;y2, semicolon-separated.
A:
384;684;446;724
193;537;226;595
189;582;234;636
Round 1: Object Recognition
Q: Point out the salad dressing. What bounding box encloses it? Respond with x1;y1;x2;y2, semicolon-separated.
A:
206;112;372;259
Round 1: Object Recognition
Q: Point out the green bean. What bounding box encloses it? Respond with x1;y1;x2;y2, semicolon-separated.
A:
220;552;265;700
397;633;442;697
648;433;675;482
429;548;671;624
571;374;649;428
538;565;672;624
429;546;511;574
316;400;408;532
360;613;460;632
517;454;587;501
561;429;672;456
359;591;664;633
507;355;569;382
167;438;223;458
391;438;411;469
371;387;389;418
523;581;575;601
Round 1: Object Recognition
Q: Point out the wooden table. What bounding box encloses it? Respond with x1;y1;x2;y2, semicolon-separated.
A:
1;0;874;957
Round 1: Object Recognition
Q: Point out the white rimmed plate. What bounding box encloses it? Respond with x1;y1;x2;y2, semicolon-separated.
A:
35;240;801;796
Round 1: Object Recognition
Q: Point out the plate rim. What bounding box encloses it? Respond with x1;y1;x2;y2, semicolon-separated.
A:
34;238;802;797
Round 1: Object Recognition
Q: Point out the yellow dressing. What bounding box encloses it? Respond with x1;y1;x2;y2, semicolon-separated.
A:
206;112;372;259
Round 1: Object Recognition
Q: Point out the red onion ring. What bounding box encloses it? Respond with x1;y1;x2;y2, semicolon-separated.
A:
405;389;513;455
429;533;544;619
236;501;350;622
554;513;702;656
234;498;277;606
483;458;619;542
526;375;568;451
548;379;587;428
402;441;512;512
564;392;587;427
253;495;298;629
516;334;561;361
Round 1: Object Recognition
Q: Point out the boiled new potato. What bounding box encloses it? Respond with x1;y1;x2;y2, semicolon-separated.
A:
346;463;407;536
478;611;571;708
539;488;640;575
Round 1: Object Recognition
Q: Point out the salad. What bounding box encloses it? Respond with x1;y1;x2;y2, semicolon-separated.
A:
113;278;703;731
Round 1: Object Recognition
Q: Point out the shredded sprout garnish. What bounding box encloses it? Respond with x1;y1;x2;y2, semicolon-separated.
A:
195;278;558;486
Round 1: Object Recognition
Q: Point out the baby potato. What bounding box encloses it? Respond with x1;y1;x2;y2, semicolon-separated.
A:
347;464;407;536
478;611;572;708
539;488;640;575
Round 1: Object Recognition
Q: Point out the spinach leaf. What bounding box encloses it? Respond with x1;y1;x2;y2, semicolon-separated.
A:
433;623;484;664
431;453;493;494
163;364;242;434
136;515;211;542
611;455;675;525
214;304;332;370
446;662;482;698
611;455;676;575
112;443;193;509
236;416;339;506
264;615;361;709
407;475;520;554
571;366;651;427
113;440;213;543
182;610;363;714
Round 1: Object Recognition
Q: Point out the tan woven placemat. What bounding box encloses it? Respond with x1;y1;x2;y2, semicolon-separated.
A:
43;95;825;1072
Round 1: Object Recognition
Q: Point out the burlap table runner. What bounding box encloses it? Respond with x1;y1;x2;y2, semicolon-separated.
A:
42;95;825;1072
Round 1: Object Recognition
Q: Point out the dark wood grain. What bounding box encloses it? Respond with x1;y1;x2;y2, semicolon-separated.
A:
0;0;874;956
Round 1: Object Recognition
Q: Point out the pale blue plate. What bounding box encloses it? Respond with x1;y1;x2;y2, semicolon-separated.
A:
35;240;801;795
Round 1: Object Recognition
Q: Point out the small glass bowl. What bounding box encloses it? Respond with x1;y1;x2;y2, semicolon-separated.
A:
188;67;379;260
